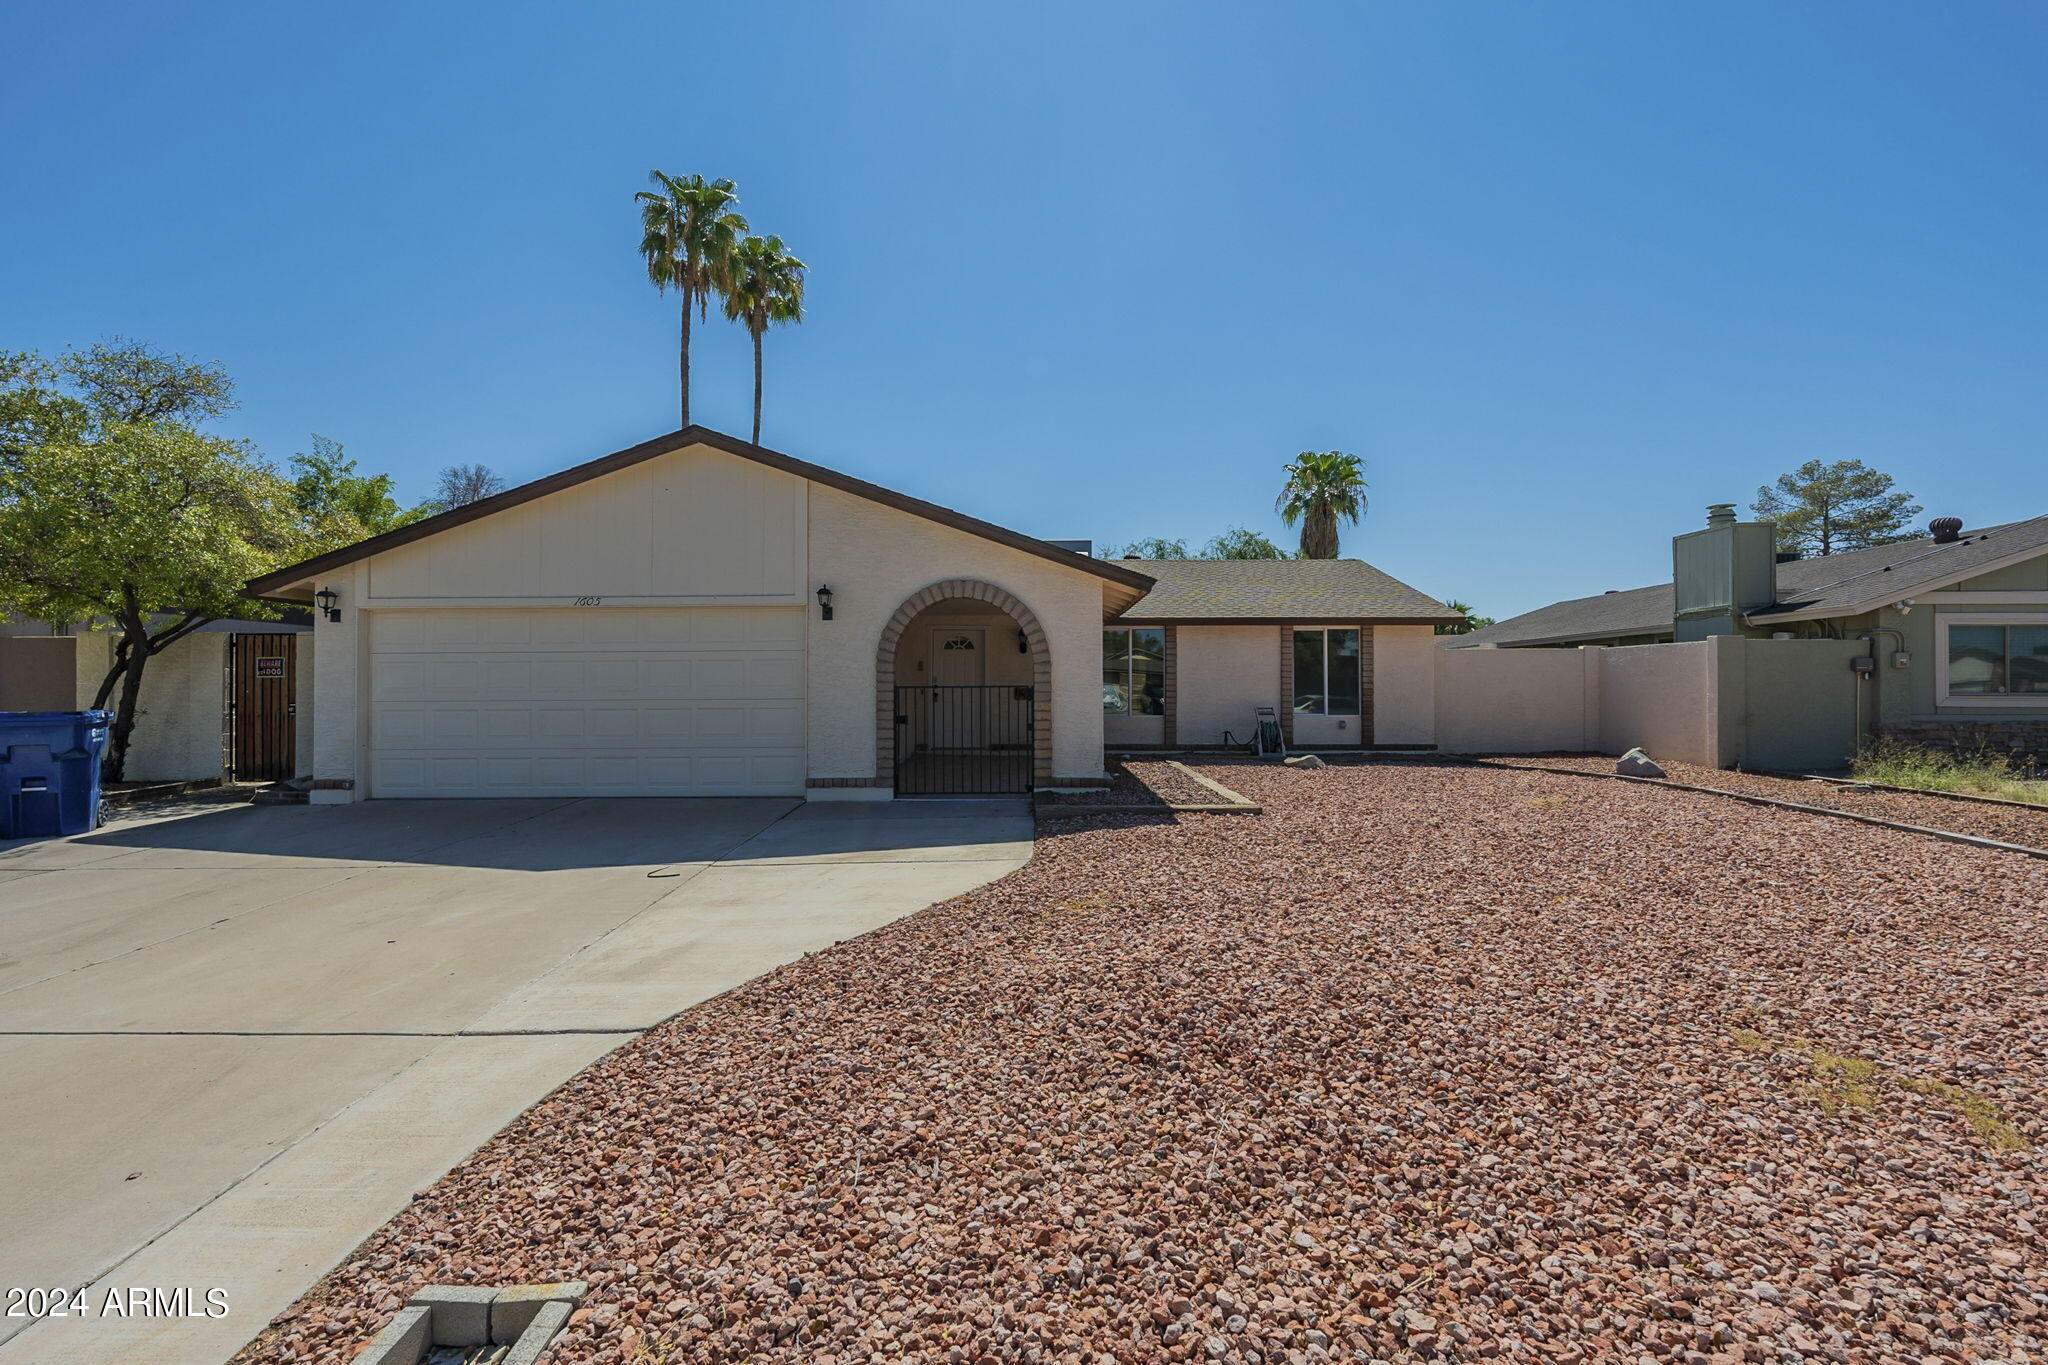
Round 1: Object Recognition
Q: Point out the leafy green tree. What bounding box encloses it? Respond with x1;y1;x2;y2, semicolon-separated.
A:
636;172;747;427
1275;451;1369;559
1752;459;1923;556
1435;600;1494;635
1202;526;1288;559
1;339;232;454
290;435;429;533
722;235;806;445
0;344;346;780
1114;537;1191;559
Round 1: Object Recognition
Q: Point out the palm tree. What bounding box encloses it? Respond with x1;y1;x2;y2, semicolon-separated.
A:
636;172;748;427
722;235;806;444
1274;450;1369;559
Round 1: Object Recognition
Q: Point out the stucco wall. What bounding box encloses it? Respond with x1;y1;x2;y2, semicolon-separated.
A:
362;445;807;604
805;485;1109;782
1436;646;1591;752
123;633;228;782
1173;625;1278;747
1435;637;1862;769
310;565;364;801
1370;626;1438;746
1727;636;1865;770
1598;641;1712;764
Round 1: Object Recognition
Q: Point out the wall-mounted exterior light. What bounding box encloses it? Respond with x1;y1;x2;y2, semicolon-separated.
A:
314;587;341;623
815;584;834;621
1016;628;1029;654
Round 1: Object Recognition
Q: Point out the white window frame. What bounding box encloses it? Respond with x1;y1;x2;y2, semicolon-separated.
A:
1291;626;1363;716
1934;612;2048;707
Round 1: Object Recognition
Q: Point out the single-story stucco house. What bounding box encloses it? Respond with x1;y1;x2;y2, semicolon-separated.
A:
244;427;1457;801
1446;504;2048;755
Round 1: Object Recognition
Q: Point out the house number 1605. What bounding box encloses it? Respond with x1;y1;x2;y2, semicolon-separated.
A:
572;596;603;606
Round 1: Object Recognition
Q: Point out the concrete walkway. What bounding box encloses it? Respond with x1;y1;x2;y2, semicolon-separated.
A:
0;796;1030;1365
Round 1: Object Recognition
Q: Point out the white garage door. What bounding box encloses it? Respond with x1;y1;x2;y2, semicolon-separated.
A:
367;608;804;798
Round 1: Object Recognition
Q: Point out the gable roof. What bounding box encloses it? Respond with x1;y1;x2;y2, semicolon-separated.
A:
1443;582;1673;648
1446;516;2048;647
1748;515;2048;621
1111;558;1460;623
245;426;1156;600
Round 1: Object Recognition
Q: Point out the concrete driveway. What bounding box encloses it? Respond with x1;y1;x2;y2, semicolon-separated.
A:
0;795;1031;1365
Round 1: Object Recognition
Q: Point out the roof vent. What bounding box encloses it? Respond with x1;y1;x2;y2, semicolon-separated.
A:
1705;503;1737;527
1929;517;1963;544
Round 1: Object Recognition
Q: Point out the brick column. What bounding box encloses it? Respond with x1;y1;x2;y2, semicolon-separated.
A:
1162;626;1178;748
1278;624;1295;746
1359;620;1376;744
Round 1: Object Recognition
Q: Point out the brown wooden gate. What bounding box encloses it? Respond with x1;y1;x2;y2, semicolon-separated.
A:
228;633;298;781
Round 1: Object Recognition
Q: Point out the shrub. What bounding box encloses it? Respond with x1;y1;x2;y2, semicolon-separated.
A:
1851;739;2048;806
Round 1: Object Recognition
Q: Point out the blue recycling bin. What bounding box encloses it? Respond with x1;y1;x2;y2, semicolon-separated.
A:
0;710;111;839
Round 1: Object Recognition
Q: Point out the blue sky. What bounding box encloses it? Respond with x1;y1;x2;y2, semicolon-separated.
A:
7;2;2044;619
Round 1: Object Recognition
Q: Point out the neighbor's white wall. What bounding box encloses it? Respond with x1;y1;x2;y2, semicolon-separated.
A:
806;485;1107;781
122;633;228;782
1174;625;1278;747
1435;646;1592;753
1370;625;1437;745
363;445;807;605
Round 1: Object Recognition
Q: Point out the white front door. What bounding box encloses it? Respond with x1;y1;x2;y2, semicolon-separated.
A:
928;626;985;747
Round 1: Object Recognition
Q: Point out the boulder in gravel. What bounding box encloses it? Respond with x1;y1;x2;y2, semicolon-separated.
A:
1284;754;1328;769
1615;747;1665;778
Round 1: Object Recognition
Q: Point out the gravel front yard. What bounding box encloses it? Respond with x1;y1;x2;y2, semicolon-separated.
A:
1042;761;1220;807
1481;754;2048;850
240;761;2044;1365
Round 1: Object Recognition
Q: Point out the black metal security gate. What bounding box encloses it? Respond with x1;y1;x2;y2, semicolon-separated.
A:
894;684;1034;795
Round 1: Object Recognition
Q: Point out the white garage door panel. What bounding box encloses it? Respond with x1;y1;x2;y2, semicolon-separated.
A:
368;608;803;797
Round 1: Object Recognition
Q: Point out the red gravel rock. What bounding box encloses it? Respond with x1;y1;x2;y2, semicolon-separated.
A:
1486;753;2048;850
234;761;2046;1365
1042;761;1217;806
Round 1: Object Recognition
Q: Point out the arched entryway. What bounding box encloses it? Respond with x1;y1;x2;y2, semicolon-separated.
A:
875;580;1052;794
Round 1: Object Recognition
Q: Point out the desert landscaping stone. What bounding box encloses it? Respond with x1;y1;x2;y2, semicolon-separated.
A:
1282;752;1326;768
237;761;2045;1364
1614;746;1666;777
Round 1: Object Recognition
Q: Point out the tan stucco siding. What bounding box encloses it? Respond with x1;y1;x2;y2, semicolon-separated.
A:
361;445;808;604
1369;625;1437;745
805;485;1106;781
1173;625;1279;747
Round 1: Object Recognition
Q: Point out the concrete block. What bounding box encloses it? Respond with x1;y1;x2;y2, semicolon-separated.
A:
351;1304;429;1365
491;1280;587;1344
406;1284;494;1347
503;1299;574;1365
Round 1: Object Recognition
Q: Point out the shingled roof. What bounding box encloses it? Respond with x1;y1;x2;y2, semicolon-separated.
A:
1446;517;2048;648
1112;558;1459;623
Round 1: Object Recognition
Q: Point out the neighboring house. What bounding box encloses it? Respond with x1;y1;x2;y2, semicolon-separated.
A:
0;617;310;783
1446;504;2048;755
244;427;1458;802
